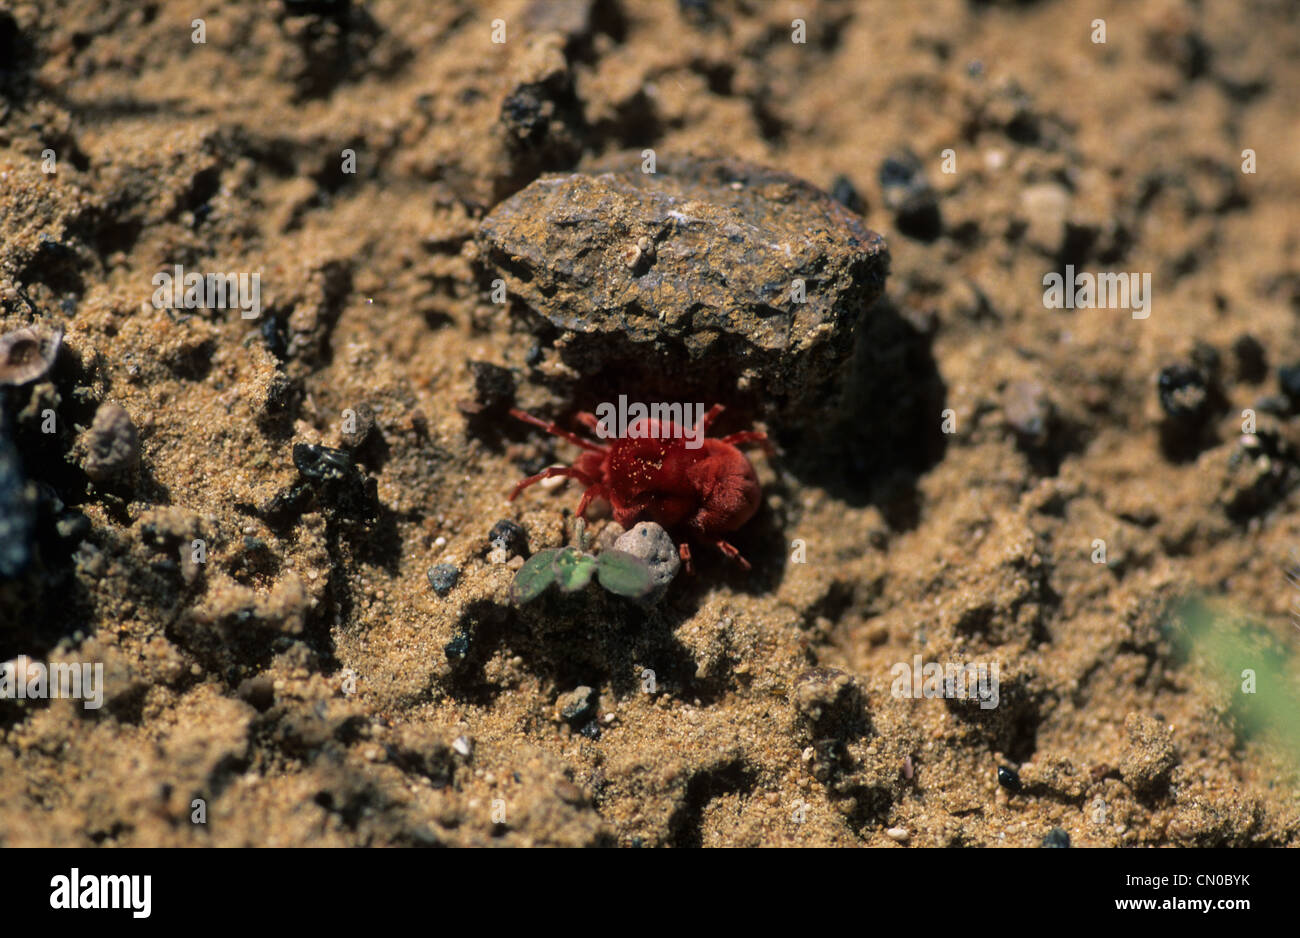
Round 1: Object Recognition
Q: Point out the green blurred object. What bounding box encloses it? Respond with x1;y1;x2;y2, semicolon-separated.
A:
510;548;560;604
510;541;657;604
552;547;597;592
1172;596;1300;766
596;549;656;598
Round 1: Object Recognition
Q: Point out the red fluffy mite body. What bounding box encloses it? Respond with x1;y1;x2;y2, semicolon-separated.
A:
507;405;770;571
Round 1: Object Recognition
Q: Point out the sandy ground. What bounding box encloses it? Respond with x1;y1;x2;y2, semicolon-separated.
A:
1;0;1298;846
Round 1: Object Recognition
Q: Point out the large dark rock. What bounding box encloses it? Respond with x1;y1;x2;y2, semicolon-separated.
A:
477;154;889;422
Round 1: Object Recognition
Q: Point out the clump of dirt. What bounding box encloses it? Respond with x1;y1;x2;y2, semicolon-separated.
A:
477;153;889;422
1;0;1298;848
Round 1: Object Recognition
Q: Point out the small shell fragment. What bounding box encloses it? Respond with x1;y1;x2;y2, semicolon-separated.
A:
0;327;62;386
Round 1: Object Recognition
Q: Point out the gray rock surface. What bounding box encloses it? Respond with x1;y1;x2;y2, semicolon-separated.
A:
477;154;889;421
613;521;680;599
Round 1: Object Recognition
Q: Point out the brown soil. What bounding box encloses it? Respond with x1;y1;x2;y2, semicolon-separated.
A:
1;0;1298;847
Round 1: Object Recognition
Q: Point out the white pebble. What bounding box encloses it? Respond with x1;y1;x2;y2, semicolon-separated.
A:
539;465;568;490
886;827;910;842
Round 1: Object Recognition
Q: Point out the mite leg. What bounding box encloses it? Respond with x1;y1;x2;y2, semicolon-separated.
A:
721;430;775;458
509;408;608;454
697;404;726;435
509;466;590;501
708;537;753;571
575;483;610;519
574;411;607;438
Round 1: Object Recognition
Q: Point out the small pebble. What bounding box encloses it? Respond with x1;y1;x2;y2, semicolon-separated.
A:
624;235;655;272
613;521;680;599
488;519;527;557
1041;827;1071;848
1020;182;1070;256
444;629;471;661
539;465;568;489
461;361;516;415
1157;363;1210;422
1254;394;1290;417
237;675;275;712
0;327;61;386
427;563;459;596
558;686;596;725
997;765;1022;792
1003;380;1052;446
293;442;355;483
885;826;910;842
83;402;139;482
554;780;586;805
879;150;940;240
829;174;866;214
1277;362;1300;406
340;402;375;448
1232;334;1267;383
451;735;473;758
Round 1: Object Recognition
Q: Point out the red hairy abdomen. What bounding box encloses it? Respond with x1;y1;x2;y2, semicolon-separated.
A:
602;434;758;535
685;440;761;533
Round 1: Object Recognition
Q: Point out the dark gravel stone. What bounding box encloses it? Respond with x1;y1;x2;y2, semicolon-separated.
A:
293;442;355;483
1223;428;1291;521
444;629;471;662
1254;394;1290;417
282;0;350;18
496;48;584;172
997;765;1022;792
1190;341;1221;379
477;153;889;423
1157;363;1210;422
1277;362;1300;406
261;314;288;360
291;443;377;518
1232;334;1267;383
427;563;459;596
488;519;528;556
558;685;596;724
502;86;555;146
879;150;941;241
1041;827;1070;848
465;361;516;415
829;174;866;214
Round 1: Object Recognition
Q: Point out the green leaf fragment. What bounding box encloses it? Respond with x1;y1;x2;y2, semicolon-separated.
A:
511;549;560;604
552;547;598;592
596;550;656;598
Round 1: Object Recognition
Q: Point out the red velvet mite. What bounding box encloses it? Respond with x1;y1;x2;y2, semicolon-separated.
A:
507;405;771;571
